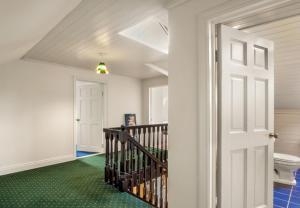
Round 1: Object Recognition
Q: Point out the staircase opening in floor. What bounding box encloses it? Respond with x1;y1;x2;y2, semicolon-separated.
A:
104;124;168;208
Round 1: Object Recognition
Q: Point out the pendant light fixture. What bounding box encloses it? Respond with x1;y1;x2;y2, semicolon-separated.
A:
96;52;109;74
96;62;109;74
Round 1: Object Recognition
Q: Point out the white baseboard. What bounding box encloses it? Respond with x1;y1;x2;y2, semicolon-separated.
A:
0;154;75;176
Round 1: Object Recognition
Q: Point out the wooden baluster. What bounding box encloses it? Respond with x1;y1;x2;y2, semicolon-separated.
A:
164;126;168;161
156;126;160;158
148;127;151;152
120;135;125;174
132;128;136;171
146;156;150;202
126;132;130;173
127;128;131;137
150;159;153;204
152;126;155;155
132;128;135;137
109;133;114;184
142;127;146;173
105;132;110;182
143;153;147;200
114;133;119;186
119;130;127;192
139;161;144;199
161;126;164;162
155;162;158;206
138;127;141;145
136;146;140;196
164;168;168;208
143;127;146;148
130;142;133;175
160;166;163;208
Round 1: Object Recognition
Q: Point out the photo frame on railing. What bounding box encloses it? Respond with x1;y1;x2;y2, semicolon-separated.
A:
124;113;136;126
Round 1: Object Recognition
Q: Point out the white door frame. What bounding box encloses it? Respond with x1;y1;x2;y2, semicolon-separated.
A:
73;77;108;159
197;0;295;207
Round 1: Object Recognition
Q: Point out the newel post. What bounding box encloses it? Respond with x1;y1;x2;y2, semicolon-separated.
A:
118;125;129;192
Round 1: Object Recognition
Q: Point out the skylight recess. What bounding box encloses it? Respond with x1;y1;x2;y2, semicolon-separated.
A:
119;17;169;54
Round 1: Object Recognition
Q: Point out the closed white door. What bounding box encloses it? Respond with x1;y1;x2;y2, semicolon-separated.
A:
76;82;104;153
218;25;274;208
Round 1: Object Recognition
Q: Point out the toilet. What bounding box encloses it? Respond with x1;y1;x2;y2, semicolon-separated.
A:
274;153;300;186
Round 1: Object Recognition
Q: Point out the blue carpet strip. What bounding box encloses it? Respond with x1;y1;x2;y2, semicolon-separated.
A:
76;150;97;158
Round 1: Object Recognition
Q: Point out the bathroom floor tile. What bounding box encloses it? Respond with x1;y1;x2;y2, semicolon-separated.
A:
275;187;292;195
288;202;300;208
292;190;300;197
275;192;290;201
274;198;289;207
272;167;300;207
290;196;300;205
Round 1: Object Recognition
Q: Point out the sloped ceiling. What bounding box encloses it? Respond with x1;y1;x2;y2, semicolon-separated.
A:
242;15;300;109
0;0;81;65
24;0;169;79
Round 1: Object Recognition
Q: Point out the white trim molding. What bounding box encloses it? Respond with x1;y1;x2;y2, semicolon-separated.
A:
0;154;74;176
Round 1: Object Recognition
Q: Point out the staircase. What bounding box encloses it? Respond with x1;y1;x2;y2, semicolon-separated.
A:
104;124;168;208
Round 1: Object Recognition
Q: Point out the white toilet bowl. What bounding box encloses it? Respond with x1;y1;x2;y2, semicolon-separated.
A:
274;153;300;186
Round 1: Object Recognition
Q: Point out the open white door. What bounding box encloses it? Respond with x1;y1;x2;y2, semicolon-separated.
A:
76;82;104;153
218;25;274;208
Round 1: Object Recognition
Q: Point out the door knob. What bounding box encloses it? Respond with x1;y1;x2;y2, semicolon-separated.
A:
76;118;80;122
269;133;278;139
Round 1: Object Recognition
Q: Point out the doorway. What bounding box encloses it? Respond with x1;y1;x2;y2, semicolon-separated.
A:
149;85;168;124
201;1;300;207
75;80;105;158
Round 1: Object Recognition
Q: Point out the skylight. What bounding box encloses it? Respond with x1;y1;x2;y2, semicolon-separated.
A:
119;17;169;54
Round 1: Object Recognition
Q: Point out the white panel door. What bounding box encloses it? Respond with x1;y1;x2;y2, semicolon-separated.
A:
218;25;274;208
76;83;103;153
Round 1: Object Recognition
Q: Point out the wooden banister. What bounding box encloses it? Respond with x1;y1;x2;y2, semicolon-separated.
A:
103;124;168;208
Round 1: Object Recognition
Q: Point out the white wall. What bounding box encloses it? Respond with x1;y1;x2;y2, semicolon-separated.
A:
142;76;168;123
275;109;300;157
0;59;142;175
168;0;231;207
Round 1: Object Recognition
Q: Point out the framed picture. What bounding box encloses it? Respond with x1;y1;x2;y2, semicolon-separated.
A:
125;114;136;127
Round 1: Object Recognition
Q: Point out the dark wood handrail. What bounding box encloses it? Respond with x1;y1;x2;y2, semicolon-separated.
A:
104;128;167;168
107;123;168;130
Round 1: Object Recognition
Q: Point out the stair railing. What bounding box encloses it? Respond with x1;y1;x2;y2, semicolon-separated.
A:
104;124;168;208
111;124;168;163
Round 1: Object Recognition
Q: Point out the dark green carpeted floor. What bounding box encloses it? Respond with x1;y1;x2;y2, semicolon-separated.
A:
0;155;150;208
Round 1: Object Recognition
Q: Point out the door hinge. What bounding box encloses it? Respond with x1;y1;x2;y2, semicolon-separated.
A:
215;50;218;62
102;91;104;96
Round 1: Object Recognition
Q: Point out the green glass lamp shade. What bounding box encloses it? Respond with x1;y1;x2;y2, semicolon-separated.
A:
96;62;109;74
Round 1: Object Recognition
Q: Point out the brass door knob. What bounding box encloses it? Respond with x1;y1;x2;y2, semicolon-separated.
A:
269;133;278;139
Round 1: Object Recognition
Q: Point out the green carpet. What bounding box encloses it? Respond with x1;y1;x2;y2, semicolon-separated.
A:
0;155;150;208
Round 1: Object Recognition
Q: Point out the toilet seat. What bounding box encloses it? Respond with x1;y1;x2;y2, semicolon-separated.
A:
274;153;300;166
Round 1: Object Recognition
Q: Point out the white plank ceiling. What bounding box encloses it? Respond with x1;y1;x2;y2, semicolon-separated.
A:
224;0;300;30
0;0;81;65
24;0;169;79
240;15;300;109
